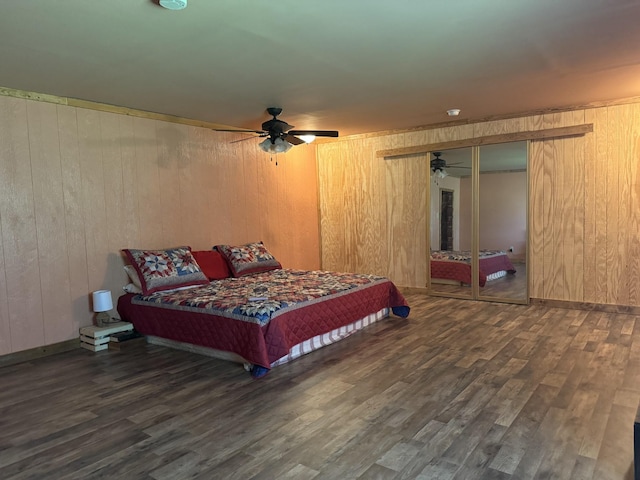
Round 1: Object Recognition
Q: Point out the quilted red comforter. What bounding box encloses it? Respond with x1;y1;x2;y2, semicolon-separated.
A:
117;269;409;374
430;250;516;287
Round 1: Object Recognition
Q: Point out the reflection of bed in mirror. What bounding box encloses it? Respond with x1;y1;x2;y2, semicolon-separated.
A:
430;250;516;287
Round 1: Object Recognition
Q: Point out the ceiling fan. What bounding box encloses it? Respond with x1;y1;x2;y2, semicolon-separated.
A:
430;151;470;178
222;107;339;154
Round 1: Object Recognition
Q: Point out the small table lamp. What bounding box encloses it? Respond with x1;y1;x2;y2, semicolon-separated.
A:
92;290;113;327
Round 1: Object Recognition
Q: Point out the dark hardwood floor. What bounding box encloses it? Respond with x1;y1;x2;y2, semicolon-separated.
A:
1;294;638;479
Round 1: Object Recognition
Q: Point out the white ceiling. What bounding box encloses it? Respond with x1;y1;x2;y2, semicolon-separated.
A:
2;1;640;137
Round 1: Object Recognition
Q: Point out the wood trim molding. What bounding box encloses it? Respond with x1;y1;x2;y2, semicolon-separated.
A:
0;86;249;132
530;298;640;315
377;124;594;158
0;339;79;368
331;96;640;142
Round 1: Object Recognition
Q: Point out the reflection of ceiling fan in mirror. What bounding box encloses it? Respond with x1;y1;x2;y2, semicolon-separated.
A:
430;151;471;178
215;107;339;154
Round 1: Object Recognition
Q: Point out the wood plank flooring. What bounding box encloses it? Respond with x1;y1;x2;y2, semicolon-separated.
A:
0;294;638;479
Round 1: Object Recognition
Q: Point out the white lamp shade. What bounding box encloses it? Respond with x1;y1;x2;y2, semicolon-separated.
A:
92;290;113;312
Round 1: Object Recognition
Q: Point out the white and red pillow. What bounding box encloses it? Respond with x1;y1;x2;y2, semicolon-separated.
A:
214;241;282;277
123;246;209;295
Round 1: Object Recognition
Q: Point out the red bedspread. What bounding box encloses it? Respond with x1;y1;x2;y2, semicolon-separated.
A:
430;250;516;287
117;269;409;371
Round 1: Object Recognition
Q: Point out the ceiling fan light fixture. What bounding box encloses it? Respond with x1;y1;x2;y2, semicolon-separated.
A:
434;168;448;179
298;134;316;144
159;0;187;10
259;137;292;154
258;138;272;152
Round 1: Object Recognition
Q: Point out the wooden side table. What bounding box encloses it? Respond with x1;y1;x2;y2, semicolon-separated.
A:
79;322;134;352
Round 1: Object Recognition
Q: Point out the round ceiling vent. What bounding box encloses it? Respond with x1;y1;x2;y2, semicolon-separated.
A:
159;0;187;10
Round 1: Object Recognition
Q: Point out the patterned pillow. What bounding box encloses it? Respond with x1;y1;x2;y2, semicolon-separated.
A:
123;246;209;294
215;241;282;277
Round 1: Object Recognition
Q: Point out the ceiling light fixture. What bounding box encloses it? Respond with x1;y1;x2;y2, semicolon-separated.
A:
433;168;448;179
159;0;187;10
298;134;316;144
259;137;293;154
447;108;461;116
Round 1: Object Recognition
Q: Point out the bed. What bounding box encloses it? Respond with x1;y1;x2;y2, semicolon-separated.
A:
116;243;409;377
430;249;516;287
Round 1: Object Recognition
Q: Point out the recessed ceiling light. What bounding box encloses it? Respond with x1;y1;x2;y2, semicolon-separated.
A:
447;108;461;116
159;0;187;10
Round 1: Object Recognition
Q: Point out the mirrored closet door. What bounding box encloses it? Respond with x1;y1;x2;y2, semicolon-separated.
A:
428;142;528;304
477;142;528;302
429;147;472;299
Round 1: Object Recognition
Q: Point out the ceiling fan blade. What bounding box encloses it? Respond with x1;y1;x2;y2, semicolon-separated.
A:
230;135;266;144
211;127;265;134
288;130;339;137
284;134;306;146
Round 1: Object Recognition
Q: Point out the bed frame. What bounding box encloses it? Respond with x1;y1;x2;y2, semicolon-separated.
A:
117;269;409;377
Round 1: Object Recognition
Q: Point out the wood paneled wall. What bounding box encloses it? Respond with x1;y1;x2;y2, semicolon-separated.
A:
0;95;320;355
317;105;640;308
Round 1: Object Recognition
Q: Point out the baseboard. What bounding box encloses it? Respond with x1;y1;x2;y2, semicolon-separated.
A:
0;339;79;368
530;298;640;315
398;289;639;314
398;286;429;295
